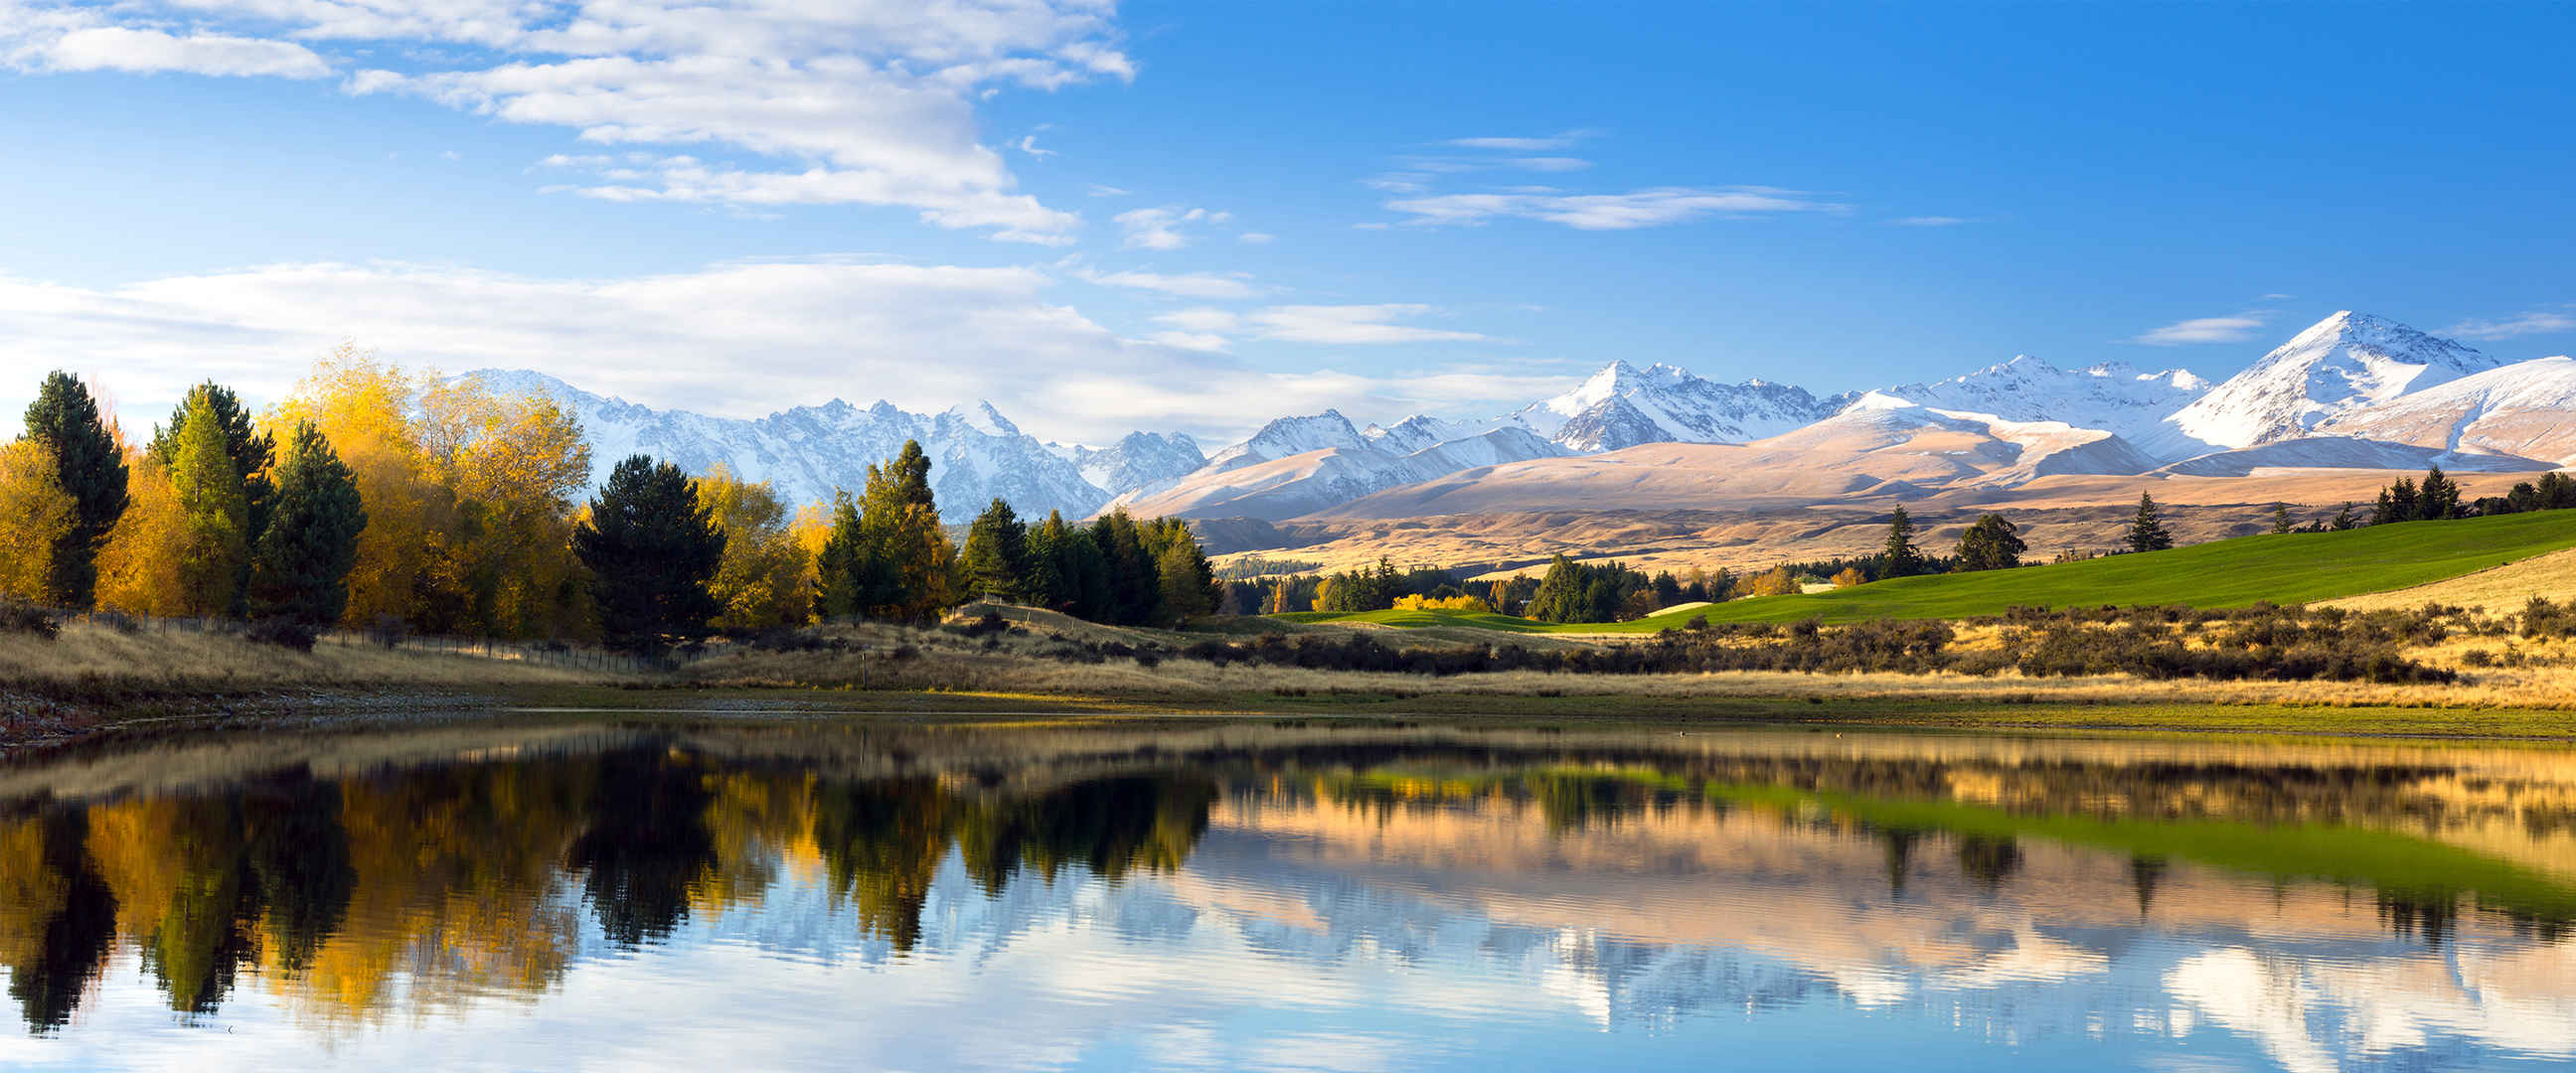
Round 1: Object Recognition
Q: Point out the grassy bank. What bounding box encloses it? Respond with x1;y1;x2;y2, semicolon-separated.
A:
1284;509;2576;632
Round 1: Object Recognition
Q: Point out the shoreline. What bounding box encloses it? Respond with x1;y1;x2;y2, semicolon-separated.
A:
11;681;2576;757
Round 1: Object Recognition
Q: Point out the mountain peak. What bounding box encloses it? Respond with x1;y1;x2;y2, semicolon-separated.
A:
2159;310;2496;453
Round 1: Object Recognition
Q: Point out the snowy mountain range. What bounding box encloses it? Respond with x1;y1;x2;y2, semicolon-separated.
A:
462;310;2572;524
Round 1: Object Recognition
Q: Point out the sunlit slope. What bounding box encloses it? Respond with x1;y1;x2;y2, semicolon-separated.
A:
1279;509;2576;631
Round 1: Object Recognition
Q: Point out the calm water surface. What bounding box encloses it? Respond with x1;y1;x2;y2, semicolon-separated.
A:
2;717;2572;1071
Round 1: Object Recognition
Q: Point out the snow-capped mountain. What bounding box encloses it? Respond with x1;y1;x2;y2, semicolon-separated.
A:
1202;410;1373;472
1508;361;1842;451
1059;431;1207;502
2314;356;2576;466
2148;311;2499;456
458;370;1109;518
1861;355;2209;444
1118;425;1565;521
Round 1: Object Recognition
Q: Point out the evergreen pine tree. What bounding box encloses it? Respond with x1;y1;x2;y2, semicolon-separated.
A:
246;422;370;626
959;497;1032;602
152;382;275;539
1954;514;2026;571
2417;465;2461;521
2374;477;2418;525
812;491;865;621
168;399;251;616
1023;510;1073;611
19;372;128;608
1881;507;1925;577
572;455;726;653
1088;509;1160;625
1152;536;1217;625
2125;493;2173;552
2270;504;2294;535
2331;503;2358;531
851;440;957;622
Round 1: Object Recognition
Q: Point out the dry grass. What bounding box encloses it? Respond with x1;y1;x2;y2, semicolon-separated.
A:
1;620;611;694
2323;546;2576;613
676;613;2576;712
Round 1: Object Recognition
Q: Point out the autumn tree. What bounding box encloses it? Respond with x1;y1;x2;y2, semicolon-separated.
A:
246;422;369;626
695;465;810;631
19;372;128;608
850;441;959;623
1954;514;2026;571
2125;493;2174;553
959;498;1033;602
265;348;445;630
1829;565;1867;588
0;440;76;601
572;456;725;653
1880;507;1925;578
151;382;275;542
1148;522;1218;625
167;396;253;617
415;377;593;638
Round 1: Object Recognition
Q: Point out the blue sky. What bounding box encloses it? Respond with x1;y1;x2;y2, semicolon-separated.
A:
3;1;2571;443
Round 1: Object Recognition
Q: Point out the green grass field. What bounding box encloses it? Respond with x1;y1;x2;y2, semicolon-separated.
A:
1276;509;2576;632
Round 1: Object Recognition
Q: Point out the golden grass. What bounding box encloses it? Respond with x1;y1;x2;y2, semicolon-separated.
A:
2323;546;2576;613
1;620;609;694
677;615;2576;712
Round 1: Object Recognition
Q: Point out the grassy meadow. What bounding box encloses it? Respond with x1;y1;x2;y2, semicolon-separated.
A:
1281;509;2576;633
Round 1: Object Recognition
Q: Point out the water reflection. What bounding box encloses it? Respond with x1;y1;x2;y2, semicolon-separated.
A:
1;721;2572;1070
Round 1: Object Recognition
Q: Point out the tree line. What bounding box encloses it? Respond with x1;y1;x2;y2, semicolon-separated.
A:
4;355;1217;653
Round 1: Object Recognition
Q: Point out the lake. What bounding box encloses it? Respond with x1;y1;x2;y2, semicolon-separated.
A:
1;715;2570;1071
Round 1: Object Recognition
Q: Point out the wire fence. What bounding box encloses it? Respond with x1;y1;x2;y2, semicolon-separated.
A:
38;605;668;676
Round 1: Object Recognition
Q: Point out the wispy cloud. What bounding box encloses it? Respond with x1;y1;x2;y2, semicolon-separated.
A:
1014;135;1055;158
1445;130;1596;151
1077;269;1257;299
1236;231;1276;244
1384;187;1844;230
1113;206;1230;250
2445;308;2576;340
2133;312;2270;346
28;27;331;78
7;1;1131;242
1248;304;1488;344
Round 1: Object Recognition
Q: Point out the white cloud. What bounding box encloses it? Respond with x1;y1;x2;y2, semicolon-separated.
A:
1248;304;1487;345
2133;312;2270;346
1015;134;1055;158
1445;130;1594;151
1114;206;1229;250
27;26;331;78
1078;269;1257;300
1236;232;1276;244
0;260;1515;446
1153;308;1241;333
6;0;1127;240
1384;187;1845;230
1510;156;1592;172
1139;331;1229;353
2445;309;2576;340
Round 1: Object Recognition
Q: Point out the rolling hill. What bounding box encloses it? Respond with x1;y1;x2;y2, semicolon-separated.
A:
1279;509;2576;631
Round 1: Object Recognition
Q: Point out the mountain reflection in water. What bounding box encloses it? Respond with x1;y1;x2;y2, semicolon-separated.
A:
1;721;2572;1071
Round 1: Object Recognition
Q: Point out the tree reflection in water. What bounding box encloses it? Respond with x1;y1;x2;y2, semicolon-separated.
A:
0;723;2569;1042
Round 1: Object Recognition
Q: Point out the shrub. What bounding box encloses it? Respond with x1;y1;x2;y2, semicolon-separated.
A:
0;598;60;640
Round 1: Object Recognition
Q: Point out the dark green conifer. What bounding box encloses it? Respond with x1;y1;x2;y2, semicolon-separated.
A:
19;372;129;608
246;422;370;626
1881;506;1925;577
2125;493;2174;552
573;455;726;653
960;498;1032;602
1954;514;2026;571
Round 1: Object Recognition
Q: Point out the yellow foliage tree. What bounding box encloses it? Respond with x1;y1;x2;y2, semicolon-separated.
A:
1740;565;1800;598
267;347;446;630
1830;566;1867;588
95;451;189;615
415;377;594;638
168;400;251;617
0;439;76;601
696;465;812;631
